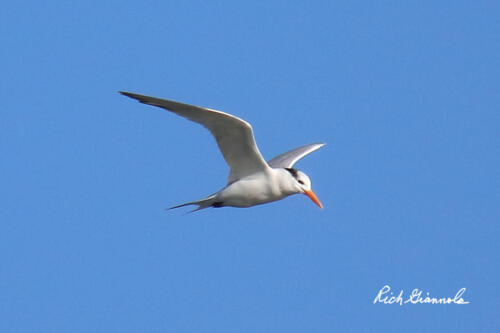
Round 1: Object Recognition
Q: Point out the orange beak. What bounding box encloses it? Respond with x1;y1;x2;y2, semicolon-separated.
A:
304;190;323;209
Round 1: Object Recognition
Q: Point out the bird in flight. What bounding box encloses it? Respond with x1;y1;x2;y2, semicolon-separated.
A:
120;91;325;212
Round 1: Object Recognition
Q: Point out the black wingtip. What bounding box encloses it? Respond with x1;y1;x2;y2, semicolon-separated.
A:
119;91;148;104
119;91;134;98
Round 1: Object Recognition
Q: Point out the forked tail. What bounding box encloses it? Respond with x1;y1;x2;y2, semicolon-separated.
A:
168;194;218;213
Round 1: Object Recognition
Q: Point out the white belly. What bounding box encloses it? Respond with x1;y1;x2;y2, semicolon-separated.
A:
216;175;290;207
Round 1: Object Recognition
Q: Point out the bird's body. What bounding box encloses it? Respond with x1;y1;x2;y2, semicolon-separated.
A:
217;168;294;207
120;91;325;211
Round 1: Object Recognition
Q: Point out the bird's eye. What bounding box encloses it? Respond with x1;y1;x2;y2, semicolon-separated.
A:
298;180;304;185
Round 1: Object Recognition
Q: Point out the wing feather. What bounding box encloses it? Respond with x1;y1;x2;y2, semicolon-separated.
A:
267;143;325;168
120;91;270;183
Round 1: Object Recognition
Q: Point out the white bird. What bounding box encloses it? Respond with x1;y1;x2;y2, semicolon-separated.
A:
120;91;325;211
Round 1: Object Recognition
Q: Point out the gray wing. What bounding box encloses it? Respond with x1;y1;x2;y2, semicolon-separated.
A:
120;91;270;183
267;143;325;168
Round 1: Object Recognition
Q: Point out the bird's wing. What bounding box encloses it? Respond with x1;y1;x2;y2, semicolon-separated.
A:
267;143;325;168
120;91;270;183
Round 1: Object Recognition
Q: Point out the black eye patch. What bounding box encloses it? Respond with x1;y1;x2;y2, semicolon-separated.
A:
298;180;304;185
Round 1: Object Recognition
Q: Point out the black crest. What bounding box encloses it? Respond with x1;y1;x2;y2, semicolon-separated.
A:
285;168;299;179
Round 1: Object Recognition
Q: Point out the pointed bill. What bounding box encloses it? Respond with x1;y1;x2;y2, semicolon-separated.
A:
304;190;323;209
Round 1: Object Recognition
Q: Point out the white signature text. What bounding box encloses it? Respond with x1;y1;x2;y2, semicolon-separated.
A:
373;285;469;305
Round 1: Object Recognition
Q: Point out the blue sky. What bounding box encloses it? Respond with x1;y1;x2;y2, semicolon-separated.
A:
1;0;499;332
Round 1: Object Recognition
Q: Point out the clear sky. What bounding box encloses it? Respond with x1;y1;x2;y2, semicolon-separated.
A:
1;1;499;332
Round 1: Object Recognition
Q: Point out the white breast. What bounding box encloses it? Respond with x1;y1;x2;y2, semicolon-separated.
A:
216;170;292;207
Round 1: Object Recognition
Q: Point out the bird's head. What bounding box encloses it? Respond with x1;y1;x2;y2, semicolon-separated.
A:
285;168;323;209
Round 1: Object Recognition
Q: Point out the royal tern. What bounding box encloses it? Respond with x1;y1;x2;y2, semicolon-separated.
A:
120;91;325;211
